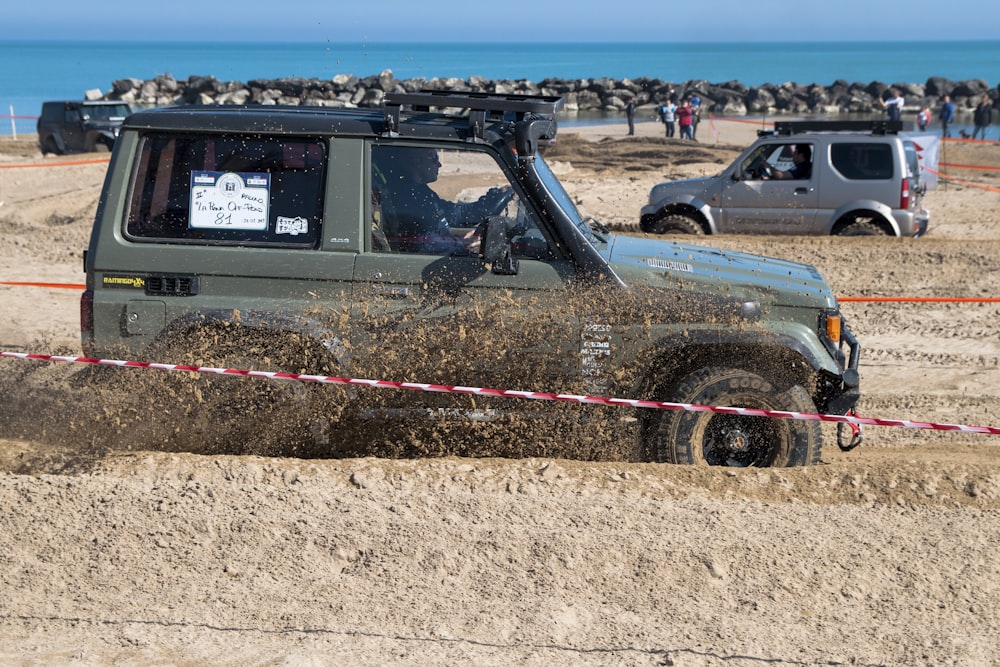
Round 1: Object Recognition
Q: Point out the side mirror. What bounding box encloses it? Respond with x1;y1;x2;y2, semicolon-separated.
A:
481;216;519;276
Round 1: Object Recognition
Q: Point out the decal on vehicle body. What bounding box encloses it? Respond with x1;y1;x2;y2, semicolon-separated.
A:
102;275;146;289
580;320;612;393
276;216;309;235
645;258;693;273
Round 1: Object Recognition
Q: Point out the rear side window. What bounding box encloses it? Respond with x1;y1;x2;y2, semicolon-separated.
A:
40;103;64;122
125;133;326;247
830;142;894;180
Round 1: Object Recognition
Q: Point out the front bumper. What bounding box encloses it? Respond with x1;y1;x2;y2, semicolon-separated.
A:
825;324;861;415
899;207;930;238
913;208;930;237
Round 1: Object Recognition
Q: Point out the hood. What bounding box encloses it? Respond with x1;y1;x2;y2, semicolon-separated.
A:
647;174;717;202
597;234;836;310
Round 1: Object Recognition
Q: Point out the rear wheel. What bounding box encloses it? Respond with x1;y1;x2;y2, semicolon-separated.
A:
41;137;61;156
834;219;889;236
140;327;343;456
653;367;821;467
651;213;704;235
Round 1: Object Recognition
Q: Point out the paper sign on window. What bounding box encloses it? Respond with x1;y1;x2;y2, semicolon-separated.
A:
190;171;270;230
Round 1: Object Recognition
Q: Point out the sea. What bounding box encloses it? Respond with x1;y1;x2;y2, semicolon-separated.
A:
2;39;998;136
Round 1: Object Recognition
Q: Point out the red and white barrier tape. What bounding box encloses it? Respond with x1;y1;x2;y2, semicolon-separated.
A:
3;350;999;436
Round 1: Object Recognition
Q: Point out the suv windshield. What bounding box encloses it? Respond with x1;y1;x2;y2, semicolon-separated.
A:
83;104;131;121
533;154;603;242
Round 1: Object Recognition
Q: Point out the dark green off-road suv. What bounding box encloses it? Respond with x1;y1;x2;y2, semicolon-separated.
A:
81;91;861;466
37;100;131;155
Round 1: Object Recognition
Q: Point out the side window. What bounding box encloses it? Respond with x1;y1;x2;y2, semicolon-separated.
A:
370;144;551;259
41;104;60;123
740;143;812;180
768;145;797;172
125;133;326;247
831;143;894;180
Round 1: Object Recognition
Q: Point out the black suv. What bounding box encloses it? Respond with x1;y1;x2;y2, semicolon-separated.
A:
81;92;861;466
37;100;131;155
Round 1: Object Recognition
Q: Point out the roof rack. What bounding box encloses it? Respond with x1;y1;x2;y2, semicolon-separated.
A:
381;90;564;141
772;120;903;136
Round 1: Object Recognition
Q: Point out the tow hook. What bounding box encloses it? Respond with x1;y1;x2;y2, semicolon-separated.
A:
837;408;864;451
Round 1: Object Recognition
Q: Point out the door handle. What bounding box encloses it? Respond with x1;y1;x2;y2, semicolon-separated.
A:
793;187;812;195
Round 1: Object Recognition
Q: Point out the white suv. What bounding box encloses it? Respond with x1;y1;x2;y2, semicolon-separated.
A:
640;120;929;237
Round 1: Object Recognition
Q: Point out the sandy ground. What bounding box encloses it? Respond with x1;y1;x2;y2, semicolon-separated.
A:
2;118;1000;666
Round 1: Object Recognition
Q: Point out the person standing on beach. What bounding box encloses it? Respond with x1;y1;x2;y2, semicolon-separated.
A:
625;101;636;136
677;100;694;141
689;93;702;140
880;89;904;122
972;95;993;140
939;95;955;138
916;106;931;132
660;99;677;138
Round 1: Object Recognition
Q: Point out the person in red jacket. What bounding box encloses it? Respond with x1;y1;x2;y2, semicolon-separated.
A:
677;100;694;141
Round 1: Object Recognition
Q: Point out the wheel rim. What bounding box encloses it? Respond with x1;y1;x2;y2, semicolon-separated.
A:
701;414;783;467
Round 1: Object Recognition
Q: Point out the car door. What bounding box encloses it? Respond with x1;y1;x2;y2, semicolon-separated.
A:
352;144;578;400
60;104;86;152
717;142;819;234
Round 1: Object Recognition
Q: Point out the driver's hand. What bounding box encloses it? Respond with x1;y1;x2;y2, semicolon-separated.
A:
461;227;481;252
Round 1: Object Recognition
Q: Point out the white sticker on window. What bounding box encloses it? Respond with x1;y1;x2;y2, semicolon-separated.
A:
190;171;270;230
276;216;309;235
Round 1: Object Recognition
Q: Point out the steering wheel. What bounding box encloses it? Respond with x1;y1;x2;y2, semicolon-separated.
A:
483;186;515;217
759;163;774;179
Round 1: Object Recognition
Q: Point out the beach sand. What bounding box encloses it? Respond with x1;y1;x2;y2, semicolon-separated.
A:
2;121;1000;665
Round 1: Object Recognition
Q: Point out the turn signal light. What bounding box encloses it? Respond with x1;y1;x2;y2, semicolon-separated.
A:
825;313;842;343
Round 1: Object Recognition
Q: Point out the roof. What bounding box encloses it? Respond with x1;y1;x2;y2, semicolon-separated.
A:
121;91;564;152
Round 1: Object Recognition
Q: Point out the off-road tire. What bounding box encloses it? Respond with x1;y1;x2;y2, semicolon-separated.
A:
651;213;704;235
41;137;61;156
834;220;888;236
137;327;343;456
654;366;822;467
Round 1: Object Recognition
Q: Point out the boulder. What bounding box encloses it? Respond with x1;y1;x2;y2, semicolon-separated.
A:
92;72;994;121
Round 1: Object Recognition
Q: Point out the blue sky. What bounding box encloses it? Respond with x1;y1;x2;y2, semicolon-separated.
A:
1;0;996;42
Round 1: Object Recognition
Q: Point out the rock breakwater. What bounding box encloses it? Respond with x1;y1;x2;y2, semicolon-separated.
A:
88;69;997;119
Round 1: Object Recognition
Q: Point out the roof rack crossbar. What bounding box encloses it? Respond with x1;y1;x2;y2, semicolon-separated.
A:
382;90;564;139
384;90;564;117
772;120;903;136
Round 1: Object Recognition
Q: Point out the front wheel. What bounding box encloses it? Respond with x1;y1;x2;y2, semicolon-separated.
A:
653;367;821;467
651;213;704;235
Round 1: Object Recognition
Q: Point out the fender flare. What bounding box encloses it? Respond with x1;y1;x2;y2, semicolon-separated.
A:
641;195;718;233
629;327;835;400
50;131;67;154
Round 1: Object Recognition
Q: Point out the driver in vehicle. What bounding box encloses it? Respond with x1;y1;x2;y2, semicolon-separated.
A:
768;144;812;180
373;146;510;253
